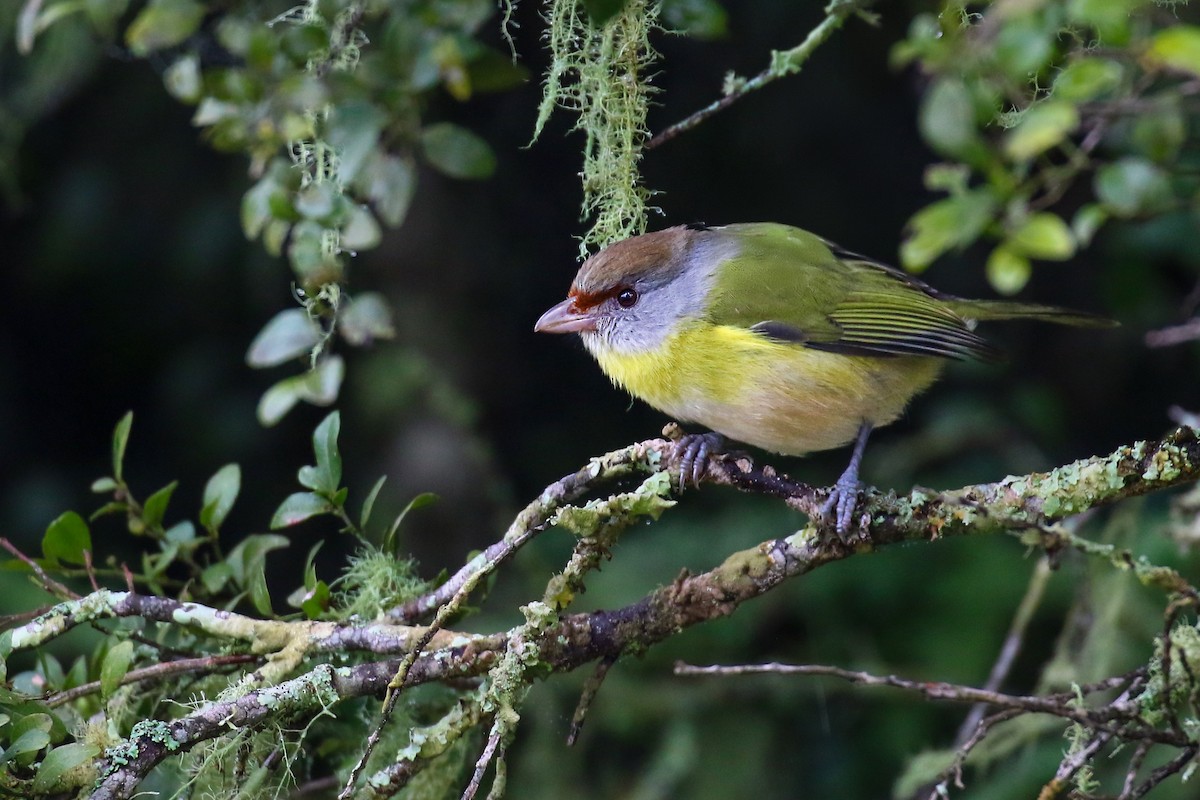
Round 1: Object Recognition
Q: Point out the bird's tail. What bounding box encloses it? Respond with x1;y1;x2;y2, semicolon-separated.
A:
946;299;1118;328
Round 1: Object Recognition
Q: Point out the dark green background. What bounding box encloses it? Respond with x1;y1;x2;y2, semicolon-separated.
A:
1;2;1198;797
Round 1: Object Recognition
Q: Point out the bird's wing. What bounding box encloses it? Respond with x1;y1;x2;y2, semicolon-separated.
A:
704;224;1000;362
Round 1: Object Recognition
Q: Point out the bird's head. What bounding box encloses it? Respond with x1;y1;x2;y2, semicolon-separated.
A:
534;225;730;355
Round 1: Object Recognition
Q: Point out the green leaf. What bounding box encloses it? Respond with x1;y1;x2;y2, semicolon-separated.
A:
340;205;381;251
31;742;100;794
227;534;288;616
900;189;997;271
327;102;387;185
302;540;324;591
163;53;201;102
91;477;117;493
1003;101;1078;161
919;78;982;160
201;562;233;594
1094;158;1174;217
271;492;334;529
1148;25;1200;78
299;411;342;496
1007;213;1075;260
141;481;178;531
200;464;241;533
164;520;195;544
257;357;344;427
0;728;50;767
986;245;1032;296
420;123;496;180
1053;57;1122;102
300;581;330;619
100;640;134;700
42;512;91;567
294;183;338;221
360;475;387;529
361;154;416;227
1072;203;1108;247
385;492;438;551
338;293;395;346
246;309;321;368
125;0;205;57
112;412;132;482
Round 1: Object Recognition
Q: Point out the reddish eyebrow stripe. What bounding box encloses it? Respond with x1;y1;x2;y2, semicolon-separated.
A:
568;287;614;311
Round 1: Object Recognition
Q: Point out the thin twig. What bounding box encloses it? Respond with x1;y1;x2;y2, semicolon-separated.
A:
462;718;503;800
42;653;258;708
0;537;78;599
645;0;873;149
954;555;1053;746
1127;744;1199;800
1118;741;1152;800
568;655;617;745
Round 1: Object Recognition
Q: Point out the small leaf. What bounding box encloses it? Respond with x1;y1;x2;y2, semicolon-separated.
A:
1007;213;1075;260
201;562;233;594
385;492;438;551
257;357;345;426
42;512;91;567
246;309;321;368
91;477;117;493
338;293;395;346
163;53;201;102
164;520;195;544
112;412;133;482
31;742;100;794
271;492;334;529
986;245;1032;296
1094;158;1174;218
919;78;981;159
1003;101;1078;161
0;728;50;767
420;123;496;180
900;189;997;271
1072;203;1108;247
227;534;288;616
327;102;387;185
360;475;387;529
1148;25;1200;78
302;540;324;591
308;411;342;495
125;0;205;56
361;154;416;227
300;581;330;619
100;641;134;700
141;481;179;531
1053;57;1122;102
200;464;241;533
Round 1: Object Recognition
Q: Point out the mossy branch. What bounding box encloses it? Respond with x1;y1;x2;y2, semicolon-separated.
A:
4;427;1198;798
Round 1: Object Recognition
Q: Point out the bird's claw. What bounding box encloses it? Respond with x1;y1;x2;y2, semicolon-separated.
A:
821;474;863;539
674;432;725;489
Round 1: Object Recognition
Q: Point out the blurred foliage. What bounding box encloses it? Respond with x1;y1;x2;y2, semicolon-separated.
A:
1;0;1200;798
16;0;524;423
895;0;1200;294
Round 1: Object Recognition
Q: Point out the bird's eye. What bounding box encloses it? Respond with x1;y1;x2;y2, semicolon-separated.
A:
616;288;639;308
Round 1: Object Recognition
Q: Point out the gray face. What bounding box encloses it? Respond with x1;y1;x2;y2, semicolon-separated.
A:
581;233;738;356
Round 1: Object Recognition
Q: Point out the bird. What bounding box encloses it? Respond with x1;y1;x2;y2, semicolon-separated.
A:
534;222;1115;535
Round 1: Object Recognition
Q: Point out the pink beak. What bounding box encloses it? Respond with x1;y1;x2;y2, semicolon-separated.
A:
534;298;597;334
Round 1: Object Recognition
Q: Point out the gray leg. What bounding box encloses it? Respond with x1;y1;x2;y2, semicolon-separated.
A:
821;422;873;535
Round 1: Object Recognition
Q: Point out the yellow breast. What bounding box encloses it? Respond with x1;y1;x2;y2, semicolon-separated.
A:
586;323;943;455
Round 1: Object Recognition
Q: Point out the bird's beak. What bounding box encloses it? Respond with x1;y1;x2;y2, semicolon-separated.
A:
534;297;597;334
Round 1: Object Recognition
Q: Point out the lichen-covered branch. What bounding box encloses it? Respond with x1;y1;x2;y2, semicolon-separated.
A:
4;427;1198;799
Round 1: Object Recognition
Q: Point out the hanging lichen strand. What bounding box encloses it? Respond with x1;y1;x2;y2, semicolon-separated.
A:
533;0;661;257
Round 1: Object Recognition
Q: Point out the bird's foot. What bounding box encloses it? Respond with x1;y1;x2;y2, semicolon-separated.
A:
664;425;725;489
821;470;863;539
